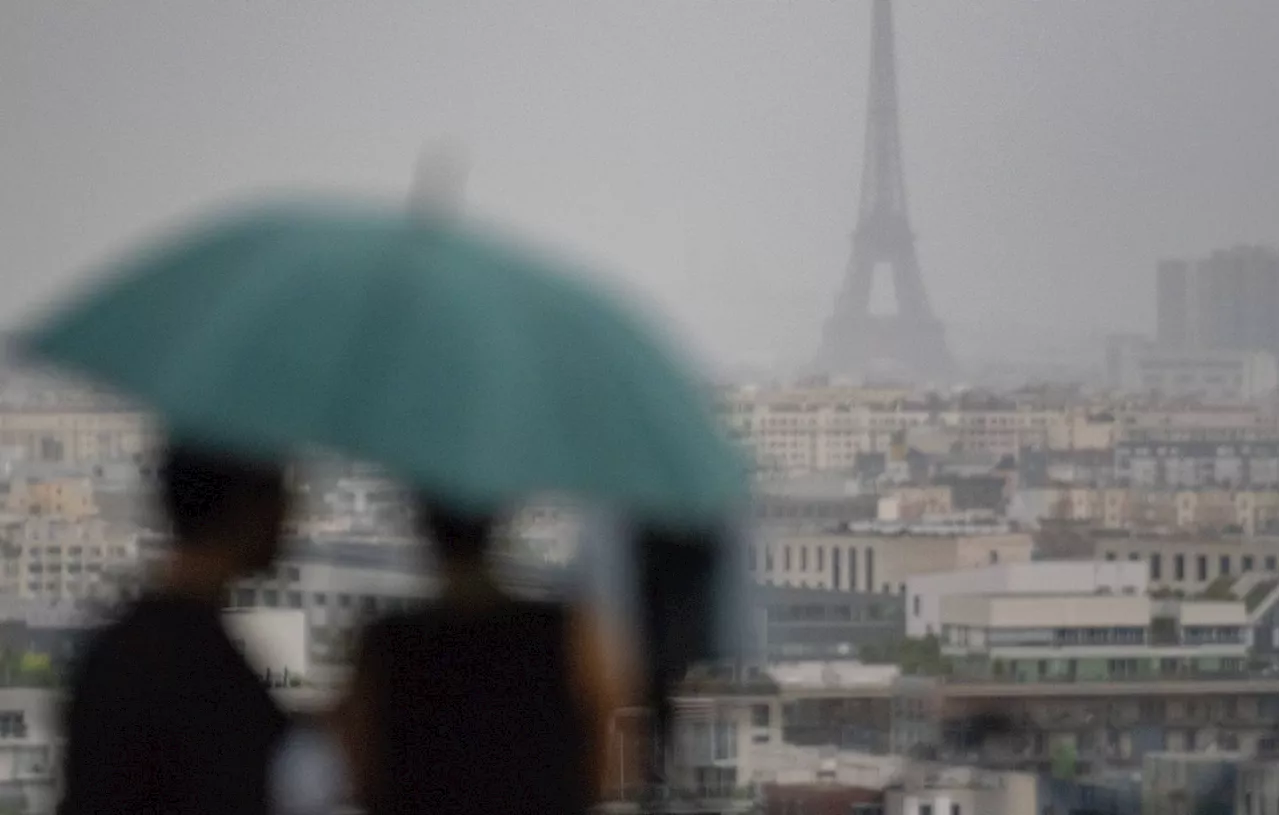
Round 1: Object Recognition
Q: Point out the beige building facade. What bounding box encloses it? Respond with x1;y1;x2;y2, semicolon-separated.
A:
749;531;1034;595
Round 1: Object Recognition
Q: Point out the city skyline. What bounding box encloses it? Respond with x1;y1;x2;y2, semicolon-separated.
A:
2;0;1276;376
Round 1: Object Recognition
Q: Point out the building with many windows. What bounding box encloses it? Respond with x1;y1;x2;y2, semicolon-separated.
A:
748;527;1034;596
1115;439;1278;490
905;561;1147;639
1;518;137;600
941;593;1252;684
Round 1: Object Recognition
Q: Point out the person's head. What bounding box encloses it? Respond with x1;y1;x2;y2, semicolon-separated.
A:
159;443;290;574
415;497;500;571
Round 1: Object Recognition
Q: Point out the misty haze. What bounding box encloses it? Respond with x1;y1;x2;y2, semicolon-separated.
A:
0;2;1276;814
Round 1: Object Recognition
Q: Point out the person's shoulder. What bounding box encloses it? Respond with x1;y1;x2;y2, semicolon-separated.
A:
65;607;159;699
74;599;206;674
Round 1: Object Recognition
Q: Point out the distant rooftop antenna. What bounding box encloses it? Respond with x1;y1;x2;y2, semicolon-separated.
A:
409;138;471;218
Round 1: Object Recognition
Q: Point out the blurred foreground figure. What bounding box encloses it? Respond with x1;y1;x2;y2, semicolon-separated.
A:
334;498;626;815
59;444;291;815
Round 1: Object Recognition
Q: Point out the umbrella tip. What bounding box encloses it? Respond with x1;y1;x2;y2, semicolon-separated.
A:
410;138;471;218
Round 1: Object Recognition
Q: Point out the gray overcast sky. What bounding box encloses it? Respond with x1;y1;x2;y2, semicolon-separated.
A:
2;1;1275;373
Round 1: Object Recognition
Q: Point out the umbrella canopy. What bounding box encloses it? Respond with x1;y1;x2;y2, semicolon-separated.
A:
19;198;746;523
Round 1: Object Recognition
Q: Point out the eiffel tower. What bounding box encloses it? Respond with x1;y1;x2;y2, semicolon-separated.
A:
815;0;952;382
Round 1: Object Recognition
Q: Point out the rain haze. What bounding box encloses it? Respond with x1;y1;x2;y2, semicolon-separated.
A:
2;0;1276;378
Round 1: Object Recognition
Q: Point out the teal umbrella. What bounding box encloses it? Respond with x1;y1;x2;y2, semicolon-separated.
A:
19;198;747;523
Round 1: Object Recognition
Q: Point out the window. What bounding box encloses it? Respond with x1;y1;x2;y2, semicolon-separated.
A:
913;595;921;617
1221;555;1232;576
919;805;933;815
951;805;961;815
1174;555;1185;581
0;712;28;739
1150;553;1162;580
1243;556;1255;572
784;547;792;571
1196;555;1207;582
751;704;770;727
1267;556;1277;572
800;547;808;572
286;591;302;609
816;547;824;572
989;550;998;564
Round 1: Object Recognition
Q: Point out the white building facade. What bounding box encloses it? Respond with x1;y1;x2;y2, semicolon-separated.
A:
905;561;1148;638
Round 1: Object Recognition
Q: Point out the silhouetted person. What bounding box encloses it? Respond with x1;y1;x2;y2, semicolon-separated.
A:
335;499;623;815
59;444;292;815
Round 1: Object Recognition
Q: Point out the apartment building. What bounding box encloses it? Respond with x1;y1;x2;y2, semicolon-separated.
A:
876;488;953;523
1115;439;1278;490
905;561;1148;639
2;477;97;521
1236;760;1279;815
1010;486;1278;535
1;518;137;600
749;529;1035;596
1088;536;1277;594
940;594;1252;684
0;688;60;815
0;410;156;465
1120;408;1278;444
647;661;937;798
714;387;1081;474
938;590;1278;758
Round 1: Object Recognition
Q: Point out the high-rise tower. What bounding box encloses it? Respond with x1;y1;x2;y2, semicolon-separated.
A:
814;0;951;382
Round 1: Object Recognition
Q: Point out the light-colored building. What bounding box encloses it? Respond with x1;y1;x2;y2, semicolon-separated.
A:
1116;438;1278;491
0;410;156;465
940;594;1252;685
1045;409;1119;451
1120;407;1278;444
2;477;97;521
883;766;1038;815
1107;336;1278;402
745;744;903;790
633;661;938;799
1237;760;1279;815
749;529;1035;596
1088;536;1278;594
877;487;953;523
905;561;1148;639
1235;490;1279;536
0;688;61;815
1010;486;1278;535
1;518;137;600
